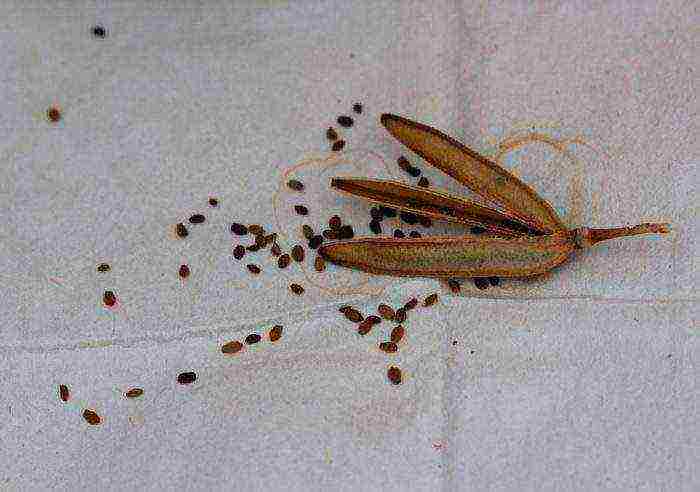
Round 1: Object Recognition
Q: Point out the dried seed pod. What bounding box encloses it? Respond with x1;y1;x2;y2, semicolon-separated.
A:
332;140;346;151
248;224;265;236
124;388;144;398
329;215;342;229
189;214;205;224
448;278;461;293
357;320;373;335
287;179;305;191
394;307;407;323
178;264;190;279
308;235;324;249
269;325;283;342
97;263;110;273
314;255;326;272
59;384;70;402
291;245;305;262
221;340;243;354
83;409;101;425
294;205;309;216
379;341;398;353
409;231;421;238
322;229;339;239
302;224;315;240
378;304;395;320
423;293;439;306
404;298;418;310
338;225;354;239
473;277;489;290
103;290;117;307
369;219;382;235
337;115;354;127
366;315;381;325
343;308;364;323
278;254;291;268
230;223;248;235
208;197;219;207
289;283;304;295
387;366;402;385
270;243;282;256
353;103;363;114
391;325;405;343
176;223;189;238
245;333;261;344
417;177;429;188
488;276;500;286
326;127;339;141
233;245;246;260
177;372;197;385
246;264;261;274
393;229;405;238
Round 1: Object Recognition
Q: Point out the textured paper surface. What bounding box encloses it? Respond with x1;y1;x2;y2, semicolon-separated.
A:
0;1;697;491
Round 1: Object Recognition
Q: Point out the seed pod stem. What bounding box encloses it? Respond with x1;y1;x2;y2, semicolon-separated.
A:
574;223;670;248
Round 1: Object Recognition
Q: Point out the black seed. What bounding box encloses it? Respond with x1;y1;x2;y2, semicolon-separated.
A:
488;276;500;286
289;283;304;295
380;206;397;218
387;366;402;385
470;226;486;234
370;207;383;220
332;140;345;151
337;115;354;127
246;264;261;274
369;219;382;235
176;223;189;238
177;372;197;385
179;264;190;278
473;278;489;290
379;341;398;353
287;179;305;191
291;245;305;262
338;225;354;239
278;254;291;268
329;215;342;229
302;224;315;240
409;231;421;238
294;205;309;216
189;214;205;224
352;103;363;114
448;279;461;293
393;229;405;238
208;197;219;207
97;263;110;273
47;106;62;122
419;216;433;228
230;223;248;235
245;333;261;344
233;245;246;260
400;212;418;225
91;25;107;38
308;235;323;249
417;177;429;187
326;127;338;141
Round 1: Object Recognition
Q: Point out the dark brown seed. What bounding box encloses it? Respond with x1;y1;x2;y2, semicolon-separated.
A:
344;308;364;323
423;293;439;306
246;244;261;252
409;231;421;238
417;177;429;188
177;372;197;385
246;264;261;274
221;340;243;354
387;366;402;385
103;290;117;307
179;264;190;278
322;229;338;239
419;216;433;228
339;306;353;314
337;115;354;127
397;156;411;172
248;224;265;236
353;103;363;114
407;166;421;178
302;224;315;240
326;127;338;141
270;243;282;256
260;233;277;248
381;206;397;218
379;341;398;353
97;263;110;273
357;320;373;336
366;315;381;325
176;222;189;238
287;179;305;191
294;205;309;216
233;245;246;260
369;219;382;235
378;304;395;320
230;223;248;235
400;212;419;225
124;388;144;398
59;384;70;402
189;214;205;224
245;333;261;344
92;25;107;38
394;307;407;323
269;325;283;342
208;197;219;207
404;298;418;310
331;140;346;152
278;254;291;268
473;277;489;290
338;225;354;239
391;325;405;343
370;207;383;221
289;283;304;295
314;255;326;272
291;245;305;262
83;409;101;425
47;106;61;123
308;235;323;249
448;279;461;293
470;226;486;234
488;276;500;286
329;215;342;229
393;229;405;238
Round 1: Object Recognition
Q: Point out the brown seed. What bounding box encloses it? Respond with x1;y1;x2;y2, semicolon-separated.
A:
289;283;304;295
308;235;324;249
366;315;381;325
176;222;189;238
391;325;405;343
96;263;110;273
394;307;407;323
326;127;339;141
233;245;246;260
417;177;429;188
177;372;197;385
246;264;261;274
270;243;282;256
269;325;283;342
331;140;346;152
103;290;117;307
387;366;402;385
246;243;261;252
245;333;261;344
337;115;354;127
208;197;219;207
294;205;309;216
343;308;364;323
357;320;373;335
448;279;461;293
353;103;363;114
221;340;243;354
287;179;305;191
404;298;418;310
339;305;353;314
59;384;70;402
378;304;395;320
259;233;277;248
82;409;101;425
379;341;398;353
314;255;326;272
424;293;439;306
329;215;342;230
189;214;205;224
278;254;291;268
230;223;248;235
47;106;61;122
302;224;315;240
248;224;265;236
124;388;144;399
322;229;338;239
179;264;190;278
291;245;305;262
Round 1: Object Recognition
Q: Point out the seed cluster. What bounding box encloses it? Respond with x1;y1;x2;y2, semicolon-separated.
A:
365;203;431;238
221;324;285;355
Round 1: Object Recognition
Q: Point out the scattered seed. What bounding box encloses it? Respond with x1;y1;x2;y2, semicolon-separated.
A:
287;179;305;191
278;254;291;268
488;276;500;286
59;384;70;402
83;409;101;425
326;127;339;141
322;229;338;239
179;264;190;278
423;293;439;306
370;207;383;221
208;197;219;207
314;255;326;272
245;333;261;344
246;244;261;252
189;214;205;224
343;308;364;323
97;263;110;273
391;325;405;343
357;320;373;335
124;388;144;398
270;243;282;256
103;290;117;307
393;229;405;238
380;206;397;218
248;224;265;236
221;340;244;354
338;225;354;239
269;325;283;342
291;245;305;262
409;231;421;238
47;106;62;123
448;279;461;293
91;25;107;38
400;212;419;225
353;103;363;114
366;315;381;325
177;372;197;385
404;298;418;310
473;277;489;290
387;366;402;385
369;219;382;235
246;264;261;274
394;307;407;323
289;283;304;295
378;304;395;320
332;140;346;152
379;341;398;353
176;223;189;238
294;205;309;216
302;224;315;240
337;115;354;127
419;216;433;228
329;215;342;229
308;235;323;249
470;226;486;234
417;177;429;187
230;223;248;235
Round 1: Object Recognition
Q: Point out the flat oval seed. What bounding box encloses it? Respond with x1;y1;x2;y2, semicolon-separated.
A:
294;205;309;216
124;388;144;398
231;223;248;235
404;298;418;310
189;214;205;224
103;290;117;307
208;197;219;207
59;384;70;402
326;127;339;141
289;283;304;295
387;366;402;385
179;264;190;278
177;372;197;385
357;320;373;335
269;325;283;342
287;179;305;191
233;245;246;260
337;115;354;127
270;243;282;256
424;293;439;306
339;306;353;314
221;340;243;354
366;315;381;325
291;245;305;262
379;341;398;353
176;223;189;238
246;264;261;274
391;325;405;343
378;304;395;320
394;307;407;323
83;409;101;425
245;333;261;344
344;308;364;323
278;254;291;268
